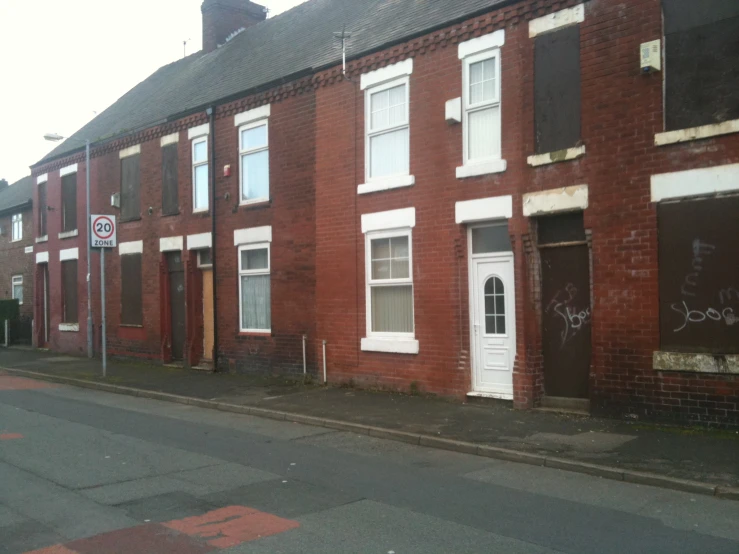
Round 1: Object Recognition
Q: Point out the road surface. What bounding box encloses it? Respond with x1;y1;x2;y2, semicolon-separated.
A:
1;373;737;553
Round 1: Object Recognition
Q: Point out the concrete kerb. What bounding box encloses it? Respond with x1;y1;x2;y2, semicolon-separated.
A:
2;366;737;502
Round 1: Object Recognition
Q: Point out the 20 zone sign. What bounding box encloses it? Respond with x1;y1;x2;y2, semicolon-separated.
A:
91;215;117;248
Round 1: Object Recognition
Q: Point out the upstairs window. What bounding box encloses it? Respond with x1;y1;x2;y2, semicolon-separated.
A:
11;213;22;241
192;137;209;212
161;142;179;216
38;180;47;237
240;120;269;204
366;79;410;181
61;173;77;233
120;252;143;326
663;0;739;130
120;151;141;221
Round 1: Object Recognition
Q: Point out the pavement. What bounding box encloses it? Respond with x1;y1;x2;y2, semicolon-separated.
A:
2;372;739;554
0;347;737;498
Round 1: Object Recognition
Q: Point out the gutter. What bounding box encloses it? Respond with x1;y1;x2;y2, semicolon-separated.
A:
0;199;32;218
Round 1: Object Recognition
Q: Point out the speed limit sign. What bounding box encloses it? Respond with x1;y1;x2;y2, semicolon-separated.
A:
91;215;117;248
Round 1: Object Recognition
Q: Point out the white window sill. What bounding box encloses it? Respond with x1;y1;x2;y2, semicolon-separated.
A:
655;119;739;146
58;230;79;239
456;159;507;179
193;208;209;214
357;175;415;195
239;197;270;207
59;323;79;332
35;236;48;243
653;351;739;374
11;238;23;243
361;337;419;354
527;145;586;167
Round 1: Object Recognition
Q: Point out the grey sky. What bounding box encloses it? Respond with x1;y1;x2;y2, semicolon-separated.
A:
0;0;308;184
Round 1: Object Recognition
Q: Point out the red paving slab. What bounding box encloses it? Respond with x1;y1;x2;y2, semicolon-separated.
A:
63;524;215;554
0;376;56;391
0;433;23;440
164;505;300;548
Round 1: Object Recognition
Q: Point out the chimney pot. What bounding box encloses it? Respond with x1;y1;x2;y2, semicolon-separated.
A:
201;0;267;53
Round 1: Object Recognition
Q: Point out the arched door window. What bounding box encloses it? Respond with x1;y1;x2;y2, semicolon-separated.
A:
484;276;506;334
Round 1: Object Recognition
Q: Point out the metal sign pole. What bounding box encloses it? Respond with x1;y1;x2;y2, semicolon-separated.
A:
101;248;107;377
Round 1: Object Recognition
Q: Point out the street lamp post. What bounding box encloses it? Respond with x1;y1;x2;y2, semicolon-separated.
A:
44;133;94;359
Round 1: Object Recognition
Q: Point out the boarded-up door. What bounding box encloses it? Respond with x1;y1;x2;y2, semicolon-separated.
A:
539;213;591;398
202;269;214;360
167;252;186;360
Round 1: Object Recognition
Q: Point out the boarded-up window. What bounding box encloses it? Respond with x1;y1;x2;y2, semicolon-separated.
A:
120;253;143;325
61;173;77;232
162;144;179;215
62;260;78;324
38;182;47;236
663;0;739;130
658;195;739;354
121;155;141;221
534;24;581;154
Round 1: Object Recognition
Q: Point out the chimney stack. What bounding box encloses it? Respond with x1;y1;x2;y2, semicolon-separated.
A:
201;0;267;53
0;179;8;194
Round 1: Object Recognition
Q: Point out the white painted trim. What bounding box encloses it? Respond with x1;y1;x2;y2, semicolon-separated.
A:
58;229;79;239
529;4;585;38
60;164;78;177
445;98;462;123
36;252;49;264
527;145;586;167
59;323;79;332
188;123;210;139
119;240;143;255
234;225;272;246
24;246;33;254
361;207;416;233
159;236;183;252
650;163;739;202
360;58;413;90
60;247;79;261
357;175;415;195
455;196;513;224
522;185;589;216
36;174;48;184
187;232;212;250
234;104;271;127
466;391;514;401
654;119;739;146
160;132;180;147
35;236;48;244
361;337;419;354
456;159;507;179
458;29;506;59
119;145;141;159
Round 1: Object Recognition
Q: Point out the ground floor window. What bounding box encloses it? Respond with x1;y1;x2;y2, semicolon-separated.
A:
366;229;414;336
657;195;739;354
238;243;270;332
61;260;78;324
11;275;23;305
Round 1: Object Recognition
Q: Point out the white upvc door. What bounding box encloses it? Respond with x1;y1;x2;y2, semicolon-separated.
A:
471;255;516;397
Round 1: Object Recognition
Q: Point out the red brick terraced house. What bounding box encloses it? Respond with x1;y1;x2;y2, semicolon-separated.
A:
0;177;35;328
31;0;739;427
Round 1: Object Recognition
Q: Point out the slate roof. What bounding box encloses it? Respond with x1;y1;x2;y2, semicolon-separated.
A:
0;176;33;215
38;0;507;165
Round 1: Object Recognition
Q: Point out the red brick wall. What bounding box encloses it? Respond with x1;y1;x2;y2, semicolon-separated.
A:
0;207;34;319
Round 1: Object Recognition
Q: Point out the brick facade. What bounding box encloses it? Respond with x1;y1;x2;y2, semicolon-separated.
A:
31;0;739;427
0;207;34;319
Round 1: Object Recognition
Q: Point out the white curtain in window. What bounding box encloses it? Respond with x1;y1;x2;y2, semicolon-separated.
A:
194;164;209;210
468;106;498;161
241;275;271;330
469;58;496;104
371;285;413;333
242;150;269;201
12;283;22;304
370;128;409;178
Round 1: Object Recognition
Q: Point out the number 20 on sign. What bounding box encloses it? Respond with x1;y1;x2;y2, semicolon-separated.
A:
91;215;117;248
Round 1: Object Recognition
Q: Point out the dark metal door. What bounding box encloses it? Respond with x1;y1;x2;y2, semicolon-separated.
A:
167;252;186;360
539;214;591;398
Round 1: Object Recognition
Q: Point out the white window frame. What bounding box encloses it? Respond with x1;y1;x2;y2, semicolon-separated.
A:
11;213;22;242
192;136;209;213
238;242;271;333
239;119;270;205
460;48;504;176
364;228;416;343
360;75;414;193
11;275;23;305
197;248;213;268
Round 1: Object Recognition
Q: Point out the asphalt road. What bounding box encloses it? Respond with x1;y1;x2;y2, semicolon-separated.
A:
1;374;737;554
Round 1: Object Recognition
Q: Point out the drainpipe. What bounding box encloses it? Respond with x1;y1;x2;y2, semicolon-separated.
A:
207;106;219;370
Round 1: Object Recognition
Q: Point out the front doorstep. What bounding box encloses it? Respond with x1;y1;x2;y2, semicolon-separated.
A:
537;396;590;415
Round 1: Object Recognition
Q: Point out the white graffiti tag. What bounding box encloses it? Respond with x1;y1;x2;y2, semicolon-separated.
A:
546;283;591;348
